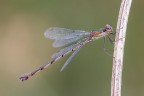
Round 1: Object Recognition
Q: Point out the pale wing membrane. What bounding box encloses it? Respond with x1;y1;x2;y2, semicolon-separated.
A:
52;41;80;59
53;36;84;47
44;27;89;40
60;45;83;72
52;38;87;60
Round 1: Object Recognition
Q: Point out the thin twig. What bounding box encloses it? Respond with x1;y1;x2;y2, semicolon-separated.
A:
111;0;132;96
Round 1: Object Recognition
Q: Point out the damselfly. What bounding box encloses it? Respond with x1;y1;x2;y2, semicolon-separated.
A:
19;24;114;81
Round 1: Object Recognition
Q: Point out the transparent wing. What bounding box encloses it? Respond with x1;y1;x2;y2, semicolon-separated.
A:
51;38;87;60
53;36;84;47
52;42;80;60
60;45;83;72
44;27;89;40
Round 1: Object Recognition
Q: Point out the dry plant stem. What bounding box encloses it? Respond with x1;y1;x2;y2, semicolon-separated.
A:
111;0;132;96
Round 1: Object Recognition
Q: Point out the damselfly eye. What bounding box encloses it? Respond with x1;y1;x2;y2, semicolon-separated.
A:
106;25;112;30
103;24;113;33
104;24;113;34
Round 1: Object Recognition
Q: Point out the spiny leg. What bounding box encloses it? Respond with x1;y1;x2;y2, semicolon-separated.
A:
107;35;114;43
103;37;113;56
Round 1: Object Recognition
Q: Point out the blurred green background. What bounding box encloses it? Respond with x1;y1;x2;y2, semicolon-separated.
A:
0;0;143;96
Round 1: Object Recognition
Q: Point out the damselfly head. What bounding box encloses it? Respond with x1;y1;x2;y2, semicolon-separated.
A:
103;24;113;34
